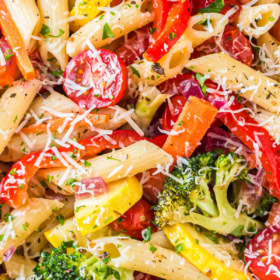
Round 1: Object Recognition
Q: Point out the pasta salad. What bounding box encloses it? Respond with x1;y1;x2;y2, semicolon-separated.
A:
0;0;279;279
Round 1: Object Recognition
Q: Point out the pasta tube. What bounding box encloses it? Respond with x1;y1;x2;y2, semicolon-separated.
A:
186;52;280;113
4;254;36;279
38;0;69;70
66;0;154;57
130;13;228;86
90;237;210;280
0;106;127;162
237;4;280;38
0;198;63;260
3;0;41;53
0;79;41;155
24;196;75;257
36;140;173;191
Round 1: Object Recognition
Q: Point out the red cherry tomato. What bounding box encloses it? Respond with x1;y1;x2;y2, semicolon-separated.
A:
63;49;128;109
147;134;168;148
116;25;150;66
109;199;157;239
245;225;280;280
190;0;250;22
192;25;253;66
162;95;186;131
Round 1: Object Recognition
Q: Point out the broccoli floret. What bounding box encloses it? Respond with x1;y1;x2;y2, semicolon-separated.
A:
155;152;264;236
154;152;219;227
255;190;278;217
33;241;133;280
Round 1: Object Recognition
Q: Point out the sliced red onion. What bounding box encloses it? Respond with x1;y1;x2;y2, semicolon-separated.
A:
75;177;108;200
3;246;16;262
158;74;204;100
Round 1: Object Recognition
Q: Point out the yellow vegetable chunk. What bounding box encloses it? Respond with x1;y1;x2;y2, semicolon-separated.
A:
70;0;112;32
45;217;113;248
75;176;143;235
164;224;250;280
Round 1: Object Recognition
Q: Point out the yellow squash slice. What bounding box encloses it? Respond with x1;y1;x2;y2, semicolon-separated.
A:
75;176;143;235
70;0;112;32
164;224;250;280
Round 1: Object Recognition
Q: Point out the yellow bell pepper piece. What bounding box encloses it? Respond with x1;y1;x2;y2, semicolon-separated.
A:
75;176;143;235
70;0;112;32
164;224;250;280
45;217;113;248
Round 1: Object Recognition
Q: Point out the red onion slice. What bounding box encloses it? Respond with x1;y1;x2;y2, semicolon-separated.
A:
75;177;108;200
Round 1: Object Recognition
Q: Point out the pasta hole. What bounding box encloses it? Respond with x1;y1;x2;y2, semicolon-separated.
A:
254;12;274;27
169;48;188;69
140;0;153;13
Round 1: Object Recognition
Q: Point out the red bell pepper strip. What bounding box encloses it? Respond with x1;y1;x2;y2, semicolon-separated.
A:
151;0;172;39
205;81;280;199
144;0;191;62
0;130;143;208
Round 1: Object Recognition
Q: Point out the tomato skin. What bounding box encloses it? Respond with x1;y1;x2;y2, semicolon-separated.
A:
109;199;157;239
162;95;186;131
116;25;150;66
134;272;161;280
63;49;128;109
192;25;253;66
245;225;280;280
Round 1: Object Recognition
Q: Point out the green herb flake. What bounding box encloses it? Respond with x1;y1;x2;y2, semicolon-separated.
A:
84;160;92;167
149;243;157;253
106;156;121;162
175;242;185;253
129;65;140;78
56;214;65;226
269;16;275;21
22;223;29;231
196;73;208;95
9;168;17;175
102;23;115;40
47;175;54;183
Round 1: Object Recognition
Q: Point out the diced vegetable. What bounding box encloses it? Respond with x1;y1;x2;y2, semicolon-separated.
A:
164;224;250;280
74;176;143;235
0;0;35;80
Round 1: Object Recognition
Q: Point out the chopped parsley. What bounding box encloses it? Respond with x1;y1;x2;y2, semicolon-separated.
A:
198;0;224;13
141;226;152;242
102;23;115;40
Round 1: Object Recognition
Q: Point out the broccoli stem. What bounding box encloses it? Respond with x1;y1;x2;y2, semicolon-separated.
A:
182;180;264;236
194;180;219;217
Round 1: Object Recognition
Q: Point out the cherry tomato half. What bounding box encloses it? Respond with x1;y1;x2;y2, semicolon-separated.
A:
63;49;128;109
245;224;280;280
192;25;253;66
109;199;157;239
162;95;186;131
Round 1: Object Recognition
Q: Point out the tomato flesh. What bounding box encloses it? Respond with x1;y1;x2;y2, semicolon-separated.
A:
162;95;186;131
63;49;128;109
109;199;156;239
245;225;280;280
192;25;253;66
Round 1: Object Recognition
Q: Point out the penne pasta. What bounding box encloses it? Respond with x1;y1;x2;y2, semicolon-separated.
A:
257;32;280;80
257;0;280;4
3;0;41;54
90;237;210;280
0;79;41;155
0;106;128;162
150;230;174;250
0;198;63;260
186;52;280;113
4;254;36;279
130;13;228;86
66;0;154;57
37;0;70;70
24;196;75;257
36;140;173;191
237;4;280;38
